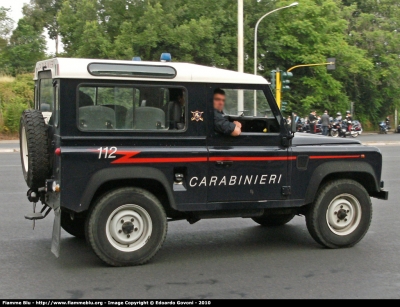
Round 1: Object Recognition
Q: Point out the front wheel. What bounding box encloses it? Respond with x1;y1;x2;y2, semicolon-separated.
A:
351;132;359;138
86;187;167;266
306;179;372;248
252;213;295;227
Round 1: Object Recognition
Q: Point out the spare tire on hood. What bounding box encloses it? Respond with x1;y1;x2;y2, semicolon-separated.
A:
19;109;50;189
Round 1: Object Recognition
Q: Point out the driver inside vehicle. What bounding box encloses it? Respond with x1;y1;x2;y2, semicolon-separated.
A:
213;88;242;136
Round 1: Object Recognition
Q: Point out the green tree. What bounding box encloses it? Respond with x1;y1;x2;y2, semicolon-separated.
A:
76;21;111;58
0;7;14;72
58;0;106;57
0;7;14;40
5;18;47;75
22;0;64;55
249;0;372;115
341;0;400;124
51;0;400;126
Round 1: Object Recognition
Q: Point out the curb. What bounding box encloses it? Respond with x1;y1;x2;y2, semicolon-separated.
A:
362;142;400;146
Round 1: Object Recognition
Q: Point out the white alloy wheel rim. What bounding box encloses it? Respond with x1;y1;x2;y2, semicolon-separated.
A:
21;126;29;173
106;204;153;252
326;193;362;236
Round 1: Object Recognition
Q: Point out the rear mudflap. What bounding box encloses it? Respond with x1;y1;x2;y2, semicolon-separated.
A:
25;188;61;258
51;205;61;258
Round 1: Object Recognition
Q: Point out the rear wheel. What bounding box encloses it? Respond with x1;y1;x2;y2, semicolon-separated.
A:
85;187;167;266
306;179;372;248
252;213;295;227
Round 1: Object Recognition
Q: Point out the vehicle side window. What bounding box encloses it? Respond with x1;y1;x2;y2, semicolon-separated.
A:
77;85;186;132
39;78;54;111
219;88;280;134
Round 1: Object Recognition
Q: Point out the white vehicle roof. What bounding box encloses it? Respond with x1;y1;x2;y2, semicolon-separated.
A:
34;58;270;85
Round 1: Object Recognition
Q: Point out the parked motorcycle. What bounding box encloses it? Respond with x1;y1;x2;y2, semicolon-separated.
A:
330;119;359;138
296;122;306;132
296;119;309;133
298;120;322;134
352;120;363;135
378;121;390;134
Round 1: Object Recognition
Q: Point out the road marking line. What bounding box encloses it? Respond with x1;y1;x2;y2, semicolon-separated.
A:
0;149;19;153
0;192;26;195
0;140;19;144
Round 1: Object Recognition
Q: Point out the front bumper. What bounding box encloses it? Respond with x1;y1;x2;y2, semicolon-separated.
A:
372;189;389;200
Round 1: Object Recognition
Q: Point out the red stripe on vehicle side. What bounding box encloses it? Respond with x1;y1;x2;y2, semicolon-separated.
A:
112;157;208;164
107;150;362;164
111;151;140;164
309;155;362;160
209;156;296;162
110;151;295;164
111;151;208;164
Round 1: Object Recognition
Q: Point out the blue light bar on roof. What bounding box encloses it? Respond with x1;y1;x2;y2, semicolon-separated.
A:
160;53;172;62
132;56;141;61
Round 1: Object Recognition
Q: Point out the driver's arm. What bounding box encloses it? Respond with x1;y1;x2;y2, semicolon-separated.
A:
231;125;241;136
214;110;241;136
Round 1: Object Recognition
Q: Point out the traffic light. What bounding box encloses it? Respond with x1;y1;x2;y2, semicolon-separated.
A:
270;70;276;90
327;57;336;70
281;101;287;112
281;71;293;92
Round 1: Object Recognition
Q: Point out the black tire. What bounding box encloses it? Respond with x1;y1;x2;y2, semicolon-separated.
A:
61;211;86;239
19;109;50;189
306;179;372;248
252;213;295;227
330;130;338;137
85;187;167;267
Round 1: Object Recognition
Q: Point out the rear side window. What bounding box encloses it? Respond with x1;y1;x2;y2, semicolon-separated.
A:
88;63;176;79
78;85;187;132
39;78;54;111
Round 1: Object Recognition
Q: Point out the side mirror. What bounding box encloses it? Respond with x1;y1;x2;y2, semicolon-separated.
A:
291;112;297;134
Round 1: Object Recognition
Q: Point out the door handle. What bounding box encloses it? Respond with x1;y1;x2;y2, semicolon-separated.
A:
216;161;233;167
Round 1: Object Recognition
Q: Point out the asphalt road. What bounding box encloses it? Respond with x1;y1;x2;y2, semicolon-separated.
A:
0;134;399;299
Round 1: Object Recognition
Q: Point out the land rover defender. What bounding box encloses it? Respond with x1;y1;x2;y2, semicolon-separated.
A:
19;56;388;266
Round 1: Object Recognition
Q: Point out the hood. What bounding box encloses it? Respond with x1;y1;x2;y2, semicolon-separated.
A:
292;133;361;146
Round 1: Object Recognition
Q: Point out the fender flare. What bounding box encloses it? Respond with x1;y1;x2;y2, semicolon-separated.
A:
304;161;380;204
79;166;175;211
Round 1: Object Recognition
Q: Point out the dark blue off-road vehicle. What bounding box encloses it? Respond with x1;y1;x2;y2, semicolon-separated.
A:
19;57;388;266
